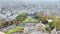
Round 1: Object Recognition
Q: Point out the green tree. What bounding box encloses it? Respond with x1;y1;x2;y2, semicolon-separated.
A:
36;13;48;24
54;18;60;31
49;21;55;30
48;15;55;20
45;26;51;32
16;14;26;22
0;22;5;29
36;14;44;21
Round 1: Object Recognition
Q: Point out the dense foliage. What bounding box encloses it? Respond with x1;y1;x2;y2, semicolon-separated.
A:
54;18;60;31
45;21;55;32
45;26;51;32
49;21;55;30
36;13;49;24
16;14;27;22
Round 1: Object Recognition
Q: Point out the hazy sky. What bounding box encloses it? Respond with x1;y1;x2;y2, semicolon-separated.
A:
0;0;60;2
0;0;60;3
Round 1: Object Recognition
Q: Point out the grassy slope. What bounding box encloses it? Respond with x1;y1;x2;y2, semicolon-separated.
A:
6;28;24;34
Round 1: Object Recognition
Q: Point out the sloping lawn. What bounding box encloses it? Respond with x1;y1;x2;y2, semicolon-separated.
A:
23;17;39;23
6;28;24;34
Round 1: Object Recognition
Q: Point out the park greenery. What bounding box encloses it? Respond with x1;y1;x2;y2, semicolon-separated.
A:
16;14;27;22
45;21;55;32
23;17;39;23
6;28;24;34
53;18;60;31
0;13;60;33
45;26;51;32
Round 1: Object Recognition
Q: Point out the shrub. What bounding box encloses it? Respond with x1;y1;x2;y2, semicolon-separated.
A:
42;20;48;24
16;14;26;22
49;22;55;30
45;26;51;32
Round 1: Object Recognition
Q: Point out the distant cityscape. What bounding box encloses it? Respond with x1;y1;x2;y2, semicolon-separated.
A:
0;1;60;21
0;0;60;34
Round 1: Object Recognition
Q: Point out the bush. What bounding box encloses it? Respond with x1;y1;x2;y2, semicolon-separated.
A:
54;18;60;30
45;26;51;32
42;20;48;24
49;22;55;30
0;22;4;29
16;14;27;22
